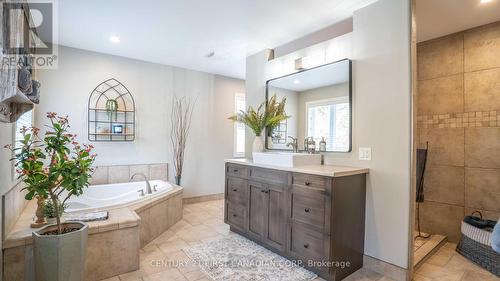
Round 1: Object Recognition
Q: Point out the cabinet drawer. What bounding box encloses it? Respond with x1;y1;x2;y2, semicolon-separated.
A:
226;177;247;205
292;173;327;191
227;164;248;178
250;167;287;185
290;223;329;262
225;202;245;231
291;192;325;230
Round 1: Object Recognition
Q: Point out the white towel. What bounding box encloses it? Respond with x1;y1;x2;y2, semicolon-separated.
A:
492;218;500;253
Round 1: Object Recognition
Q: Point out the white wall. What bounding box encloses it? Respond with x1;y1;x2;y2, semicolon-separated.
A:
36;46;245;198
0;124;16;195
245;0;411;268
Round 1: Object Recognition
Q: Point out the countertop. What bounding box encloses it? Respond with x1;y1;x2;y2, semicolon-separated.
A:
225;158;369;177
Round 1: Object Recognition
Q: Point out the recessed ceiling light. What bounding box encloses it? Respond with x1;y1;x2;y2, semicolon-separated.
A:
480;0;493;4
293;79;300;84
109;36;120;44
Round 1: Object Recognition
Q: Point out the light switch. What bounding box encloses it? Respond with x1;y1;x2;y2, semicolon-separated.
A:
359;147;372;161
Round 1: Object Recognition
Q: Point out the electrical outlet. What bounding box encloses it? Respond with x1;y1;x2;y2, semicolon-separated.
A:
359;147;372;161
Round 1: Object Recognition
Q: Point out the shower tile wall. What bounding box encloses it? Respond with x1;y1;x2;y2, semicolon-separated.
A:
416;21;500;242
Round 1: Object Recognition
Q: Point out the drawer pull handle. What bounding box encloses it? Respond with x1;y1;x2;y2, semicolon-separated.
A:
304;208;311;213
233;169;239;172
264;190;269;194
232;214;237;217
305;181;311;186
232;189;237;192
303;244;309;249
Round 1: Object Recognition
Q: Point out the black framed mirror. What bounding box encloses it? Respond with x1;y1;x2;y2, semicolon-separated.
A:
265;59;352;152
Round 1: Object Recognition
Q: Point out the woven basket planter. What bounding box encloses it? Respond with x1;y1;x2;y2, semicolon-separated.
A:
456;222;499;277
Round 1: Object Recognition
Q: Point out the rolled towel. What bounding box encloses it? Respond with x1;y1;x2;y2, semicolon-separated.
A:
492;218;500;253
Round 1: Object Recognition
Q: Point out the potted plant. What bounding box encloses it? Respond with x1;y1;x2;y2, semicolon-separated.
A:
42;199;68;224
106;98;118;121
4;112;96;281
229;94;289;153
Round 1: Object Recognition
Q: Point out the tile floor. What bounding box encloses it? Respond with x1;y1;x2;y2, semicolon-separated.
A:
100;199;498;281
414;242;499;281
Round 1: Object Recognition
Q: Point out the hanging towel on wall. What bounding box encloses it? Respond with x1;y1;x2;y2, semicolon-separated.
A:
492;218;500;253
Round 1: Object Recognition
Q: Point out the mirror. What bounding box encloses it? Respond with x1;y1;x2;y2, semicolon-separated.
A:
265;59;352;152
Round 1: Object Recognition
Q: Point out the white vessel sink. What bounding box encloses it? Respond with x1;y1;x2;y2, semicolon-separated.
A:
252;152;321;168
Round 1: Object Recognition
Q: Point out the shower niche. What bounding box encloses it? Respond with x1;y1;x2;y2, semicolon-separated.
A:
88;78;135;141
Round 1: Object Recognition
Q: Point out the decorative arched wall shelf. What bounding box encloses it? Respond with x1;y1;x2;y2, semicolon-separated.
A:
88;78;135;141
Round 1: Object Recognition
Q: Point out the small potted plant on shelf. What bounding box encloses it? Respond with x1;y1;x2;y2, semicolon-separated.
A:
4;112;96;281
42;199;67;224
106;98;118;121
228;94;289;153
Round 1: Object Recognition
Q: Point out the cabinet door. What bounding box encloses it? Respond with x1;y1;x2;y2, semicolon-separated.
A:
247;181;267;239
265;183;286;252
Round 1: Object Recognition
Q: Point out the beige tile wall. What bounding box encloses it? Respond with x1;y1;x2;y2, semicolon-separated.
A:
416;21;500;242
89;163;168;185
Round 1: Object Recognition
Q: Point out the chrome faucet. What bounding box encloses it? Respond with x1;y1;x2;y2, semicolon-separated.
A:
130;173;153;194
286;136;299;153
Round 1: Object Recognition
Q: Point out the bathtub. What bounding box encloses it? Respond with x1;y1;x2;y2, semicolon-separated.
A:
65;180;173;213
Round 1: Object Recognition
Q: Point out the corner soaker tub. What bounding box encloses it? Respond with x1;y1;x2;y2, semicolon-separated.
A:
65;180;173;213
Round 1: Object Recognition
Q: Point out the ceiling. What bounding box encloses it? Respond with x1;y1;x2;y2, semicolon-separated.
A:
268;60;350;92
417;0;500;42
54;0;377;79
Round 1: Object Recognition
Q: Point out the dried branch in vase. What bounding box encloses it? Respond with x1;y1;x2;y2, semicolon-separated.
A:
170;96;197;186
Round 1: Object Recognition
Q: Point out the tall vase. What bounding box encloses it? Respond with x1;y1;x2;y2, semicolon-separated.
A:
252;136;264;153
175;175;181;186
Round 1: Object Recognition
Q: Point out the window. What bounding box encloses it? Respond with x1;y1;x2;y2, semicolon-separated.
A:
13;110;33;179
234;92;246;157
14;110;33;149
306;97;349;152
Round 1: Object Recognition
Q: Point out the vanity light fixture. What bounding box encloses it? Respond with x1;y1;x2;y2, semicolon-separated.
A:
295;58;305;71
109;36;120;44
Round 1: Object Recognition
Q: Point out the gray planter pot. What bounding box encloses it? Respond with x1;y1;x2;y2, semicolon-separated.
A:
32;221;88;281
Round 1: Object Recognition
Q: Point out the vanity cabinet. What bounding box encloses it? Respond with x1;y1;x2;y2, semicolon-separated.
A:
224;161;367;281
247;180;287;251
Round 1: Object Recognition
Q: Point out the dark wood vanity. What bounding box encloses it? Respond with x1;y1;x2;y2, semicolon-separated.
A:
224;159;368;281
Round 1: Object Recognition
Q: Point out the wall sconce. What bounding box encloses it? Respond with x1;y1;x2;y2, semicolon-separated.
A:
267;49;275;61
295;58;305;71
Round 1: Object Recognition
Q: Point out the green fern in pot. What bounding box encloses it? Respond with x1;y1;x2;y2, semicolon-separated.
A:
229;94;289;152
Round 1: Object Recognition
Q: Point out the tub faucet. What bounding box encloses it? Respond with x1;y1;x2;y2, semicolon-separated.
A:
130;173;153;194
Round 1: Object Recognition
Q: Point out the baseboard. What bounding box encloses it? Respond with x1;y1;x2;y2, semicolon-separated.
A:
183;193;224;204
363;255;409;281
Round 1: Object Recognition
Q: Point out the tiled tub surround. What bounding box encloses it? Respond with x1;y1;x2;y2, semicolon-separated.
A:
2;185;183;281
1;181;29;240
416;21;500;242
90;163;169;185
1;163;168;245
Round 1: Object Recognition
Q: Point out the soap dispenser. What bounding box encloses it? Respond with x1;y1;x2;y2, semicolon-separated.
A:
319;137;327;152
307;137;316;153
